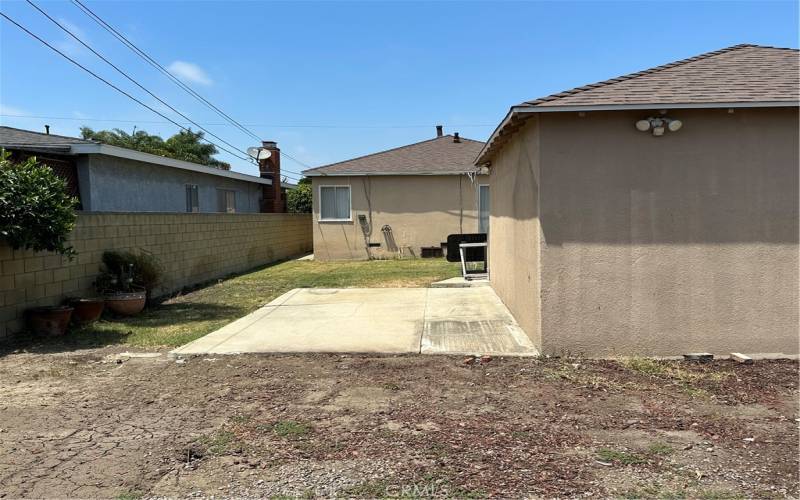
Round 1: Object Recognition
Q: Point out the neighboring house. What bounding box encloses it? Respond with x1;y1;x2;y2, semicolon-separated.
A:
477;44;799;357
0;126;285;214
303;129;487;260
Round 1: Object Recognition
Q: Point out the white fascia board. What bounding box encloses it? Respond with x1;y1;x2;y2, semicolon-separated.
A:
69;143;272;185
510;100;800;114
304;170;481;177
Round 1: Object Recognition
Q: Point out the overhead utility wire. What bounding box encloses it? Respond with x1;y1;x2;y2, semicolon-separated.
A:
71;0;260;142
26;0;254;165
0;114;495;129
69;0;316;173
0;11;254;166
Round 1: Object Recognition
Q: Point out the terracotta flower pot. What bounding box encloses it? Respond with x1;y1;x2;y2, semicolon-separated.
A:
27;306;74;336
104;291;146;316
68;298;105;324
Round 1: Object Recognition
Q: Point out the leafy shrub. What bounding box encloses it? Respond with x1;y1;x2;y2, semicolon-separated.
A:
95;250;163;298
0;150;78;257
286;177;312;213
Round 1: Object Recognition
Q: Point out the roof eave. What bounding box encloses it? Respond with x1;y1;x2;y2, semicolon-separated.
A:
475;100;800;165
69;143;272;185
304;170;482;177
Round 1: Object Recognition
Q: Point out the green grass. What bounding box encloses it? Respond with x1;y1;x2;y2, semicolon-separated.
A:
596;448;647;465
55;258;459;348
198;429;237;455
647;442;674;456
272;420;312;439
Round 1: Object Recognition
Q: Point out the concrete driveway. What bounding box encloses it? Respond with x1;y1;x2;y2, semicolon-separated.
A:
171;287;538;357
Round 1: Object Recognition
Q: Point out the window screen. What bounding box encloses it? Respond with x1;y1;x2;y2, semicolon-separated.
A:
185;184;199;213
320;186;351;220
217;189;236;213
478;185;490;234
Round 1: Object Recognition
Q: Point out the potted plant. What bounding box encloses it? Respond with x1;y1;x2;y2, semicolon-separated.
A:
26;305;74;336
67;297;105;324
95;251;162;316
0;150;79;335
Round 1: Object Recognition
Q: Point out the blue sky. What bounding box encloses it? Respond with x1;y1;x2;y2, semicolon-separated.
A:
1;1;798;180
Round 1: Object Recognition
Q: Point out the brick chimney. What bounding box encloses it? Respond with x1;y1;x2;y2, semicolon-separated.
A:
258;140;284;213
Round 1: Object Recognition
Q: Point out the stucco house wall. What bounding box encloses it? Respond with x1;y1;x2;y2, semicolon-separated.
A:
487;118;542;348
311;174;488;261
77;154;263;213
489;107;799;357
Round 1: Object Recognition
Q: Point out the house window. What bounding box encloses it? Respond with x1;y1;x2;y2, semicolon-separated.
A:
319;185;351;221
217;189;236;213
185;184;199;212
478;184;490;234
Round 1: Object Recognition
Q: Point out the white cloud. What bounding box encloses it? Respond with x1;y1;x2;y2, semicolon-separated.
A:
167;61;213;86
55;18;89;56
0;104;30;117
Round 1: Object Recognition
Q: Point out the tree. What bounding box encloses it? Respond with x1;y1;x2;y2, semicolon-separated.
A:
0;150;78;257
80;127;231;169
286;177;312;213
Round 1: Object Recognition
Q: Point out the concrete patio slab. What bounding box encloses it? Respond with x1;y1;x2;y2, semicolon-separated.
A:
171;287;538;357
430;277;490;288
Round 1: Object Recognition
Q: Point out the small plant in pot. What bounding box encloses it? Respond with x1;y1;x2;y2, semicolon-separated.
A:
95;251;163;316
1;150;79;336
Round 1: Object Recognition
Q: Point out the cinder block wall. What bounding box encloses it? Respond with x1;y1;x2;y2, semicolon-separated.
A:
1;212;312;339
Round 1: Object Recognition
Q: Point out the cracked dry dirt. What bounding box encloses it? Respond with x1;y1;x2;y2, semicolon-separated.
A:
0;348;797;499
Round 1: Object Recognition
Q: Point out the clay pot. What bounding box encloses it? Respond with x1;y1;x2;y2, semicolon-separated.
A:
68;298;105;324
104;291;146;316
27;306;74;336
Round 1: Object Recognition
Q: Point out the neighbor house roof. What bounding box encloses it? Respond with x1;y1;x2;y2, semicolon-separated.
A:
0;126;271;185
477;44;800;164
303;134;485;176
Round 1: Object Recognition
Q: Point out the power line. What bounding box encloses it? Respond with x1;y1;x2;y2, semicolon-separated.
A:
0;114;495;129
26;0;255;166
71;0;261;142
68;0;333;174
0;11;254;167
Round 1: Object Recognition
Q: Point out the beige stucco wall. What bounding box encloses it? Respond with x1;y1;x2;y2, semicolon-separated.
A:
488;117;542;349
489;107;799;357
311;174;488;261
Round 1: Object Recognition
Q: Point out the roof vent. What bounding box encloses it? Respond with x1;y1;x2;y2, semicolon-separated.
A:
453;132;460;143
44;125;50;135
436;125;443;137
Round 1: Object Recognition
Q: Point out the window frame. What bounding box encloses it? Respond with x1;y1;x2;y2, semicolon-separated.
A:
477;183;490;234
185;184;199;213
216;188;237;213
318;184;352;222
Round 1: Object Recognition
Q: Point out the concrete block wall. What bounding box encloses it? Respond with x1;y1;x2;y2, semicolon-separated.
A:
1;212;312;339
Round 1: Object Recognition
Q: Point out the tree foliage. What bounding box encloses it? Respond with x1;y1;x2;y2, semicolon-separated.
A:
0;150;78;257
286;177;312;214
80;127;231;169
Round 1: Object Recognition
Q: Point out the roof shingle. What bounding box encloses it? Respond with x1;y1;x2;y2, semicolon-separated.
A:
303;134;484;176
477;44;800;164
526;44;799;108
0;126;95;150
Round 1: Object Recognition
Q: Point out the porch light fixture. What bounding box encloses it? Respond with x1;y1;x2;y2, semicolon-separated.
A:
635;116;682;136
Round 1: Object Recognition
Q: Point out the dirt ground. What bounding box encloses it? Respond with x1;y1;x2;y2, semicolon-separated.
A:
0;348;796;499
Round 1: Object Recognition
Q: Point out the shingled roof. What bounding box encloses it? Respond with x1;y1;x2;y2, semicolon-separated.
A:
477;44;800;164
0;126;96;153
303;134;484;176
